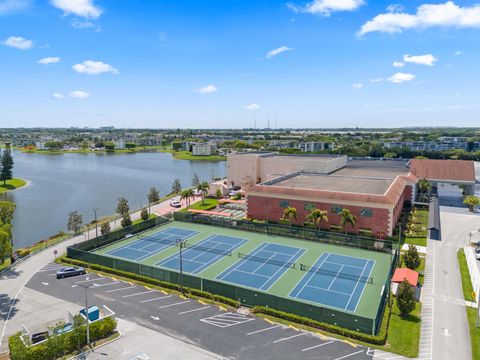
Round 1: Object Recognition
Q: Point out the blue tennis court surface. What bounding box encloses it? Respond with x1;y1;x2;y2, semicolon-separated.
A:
156;235;248;274
216;243;305;291
105;227;198;261
290;253;374;312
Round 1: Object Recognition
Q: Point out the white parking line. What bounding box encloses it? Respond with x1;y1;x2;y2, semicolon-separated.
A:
333;350;364;360
105;285;136;293
246;325;280;336
301;341;334;352
158;300;191;309
75;277;108;284
90;282;121;288
272;333;305;343
122;290;156;298
178;306;211;315
140;295;172;303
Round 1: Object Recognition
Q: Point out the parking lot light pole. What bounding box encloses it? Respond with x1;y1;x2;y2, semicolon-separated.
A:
73;283;92;347
93;208;99;239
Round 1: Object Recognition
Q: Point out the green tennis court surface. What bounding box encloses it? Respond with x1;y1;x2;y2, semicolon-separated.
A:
95;220;392;320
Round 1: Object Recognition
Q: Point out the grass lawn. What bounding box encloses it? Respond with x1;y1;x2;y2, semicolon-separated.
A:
167;150;226;161
458;248;475;302
400;253;425;285
0;178;27;193
404;209;428;247
132;214;157;225
466;307;480;360
187;198;219;211
15;232;70;258
0;258;11;272
383;302;421;358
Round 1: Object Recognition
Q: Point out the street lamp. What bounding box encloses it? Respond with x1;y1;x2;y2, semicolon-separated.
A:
72;283;95;347
93;208;99;239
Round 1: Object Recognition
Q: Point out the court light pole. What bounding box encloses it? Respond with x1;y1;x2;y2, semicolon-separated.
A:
93;208;99;239
177;237;187;294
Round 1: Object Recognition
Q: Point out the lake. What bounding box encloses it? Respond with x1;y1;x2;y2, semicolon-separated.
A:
1;151;226;249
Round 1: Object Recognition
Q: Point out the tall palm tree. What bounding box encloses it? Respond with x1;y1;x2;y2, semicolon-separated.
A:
281;207;298;226
180;188;195;209
197;181;210;205
305;209;329;230
338;208;357;234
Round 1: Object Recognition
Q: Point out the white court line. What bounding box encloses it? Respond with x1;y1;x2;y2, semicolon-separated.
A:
272;333;305;343
246;325;280;336
178;306;210;315
140;295;172;303
327;265;345;290
158;300;191;309
289;253;330;298
122;290;156;298
345;260;370;310
259;247;305;291
301;341;334;352
105;285;136;293
333;350;364;360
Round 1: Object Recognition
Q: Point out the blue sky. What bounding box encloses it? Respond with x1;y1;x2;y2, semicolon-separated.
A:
1;0;480;128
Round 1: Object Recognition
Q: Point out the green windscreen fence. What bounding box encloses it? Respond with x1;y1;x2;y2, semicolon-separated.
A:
67;246;379;335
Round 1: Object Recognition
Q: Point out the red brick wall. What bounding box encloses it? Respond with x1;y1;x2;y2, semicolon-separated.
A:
403;185;413;203
247;195;391;236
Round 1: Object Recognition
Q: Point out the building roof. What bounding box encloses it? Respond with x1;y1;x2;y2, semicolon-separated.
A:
409;159;475;183
392;268;419;287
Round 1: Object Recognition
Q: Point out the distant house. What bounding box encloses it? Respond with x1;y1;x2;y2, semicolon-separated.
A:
115;140;125;150
192;142;217;156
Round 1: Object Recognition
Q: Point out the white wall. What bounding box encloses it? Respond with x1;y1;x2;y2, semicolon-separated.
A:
465;246;480;304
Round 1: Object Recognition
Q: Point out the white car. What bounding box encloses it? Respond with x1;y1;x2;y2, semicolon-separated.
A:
476;252;480;261
169;199;181;208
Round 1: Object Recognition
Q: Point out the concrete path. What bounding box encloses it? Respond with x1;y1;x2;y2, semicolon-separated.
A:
427;206;475;360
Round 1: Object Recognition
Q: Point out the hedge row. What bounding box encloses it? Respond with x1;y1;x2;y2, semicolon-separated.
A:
9;316;116;360
60;257;239;308
252;306;390;345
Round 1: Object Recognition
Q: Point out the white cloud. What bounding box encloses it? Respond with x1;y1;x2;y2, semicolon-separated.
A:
359;1;480;36
195;85;217;94
352;83;363;89
69;90;90;98
50;0;101;19
38;57;61;65
72;60;118;75
386;4;404;13
370;78;383;83
403;54;437;66
2;36;32;49
453;50;463;55
0;0;32;14
387;72;416;83
392;61;404;68
289;0;364;16
245;103;261;110
71;19;101;31
52;92;65;100
266;46;293;58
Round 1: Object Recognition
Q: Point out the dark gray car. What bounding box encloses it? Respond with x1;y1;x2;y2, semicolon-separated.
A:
56;266;86;279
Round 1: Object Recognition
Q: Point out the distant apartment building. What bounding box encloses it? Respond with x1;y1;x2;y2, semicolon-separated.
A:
384;139;479;152
35;142;46;150
115;139;126;150
268;140;297;149
298;141;335;153
192;142;217;156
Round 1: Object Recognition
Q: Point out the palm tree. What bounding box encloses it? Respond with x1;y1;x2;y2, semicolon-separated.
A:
305;209;329;230
338;208;357;234
180;188;195;209
417;178;431;196
197;181;210;205
281;207;298;226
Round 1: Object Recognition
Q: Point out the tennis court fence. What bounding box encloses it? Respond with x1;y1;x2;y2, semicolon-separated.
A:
173;211;400;255
66;245;381;335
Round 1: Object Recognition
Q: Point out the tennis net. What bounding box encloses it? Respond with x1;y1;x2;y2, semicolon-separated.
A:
138;234;181;246
238;252;296;269
300;264;373;284
184;243;232;256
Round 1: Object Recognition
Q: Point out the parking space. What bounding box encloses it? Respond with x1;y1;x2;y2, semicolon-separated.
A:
26;263;377;360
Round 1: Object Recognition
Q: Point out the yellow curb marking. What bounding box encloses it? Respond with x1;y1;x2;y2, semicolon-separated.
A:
343;340;357;348
218;305;227;311
198;300;208;305
316;332;328;340
289;325;300;332
264;318;274;324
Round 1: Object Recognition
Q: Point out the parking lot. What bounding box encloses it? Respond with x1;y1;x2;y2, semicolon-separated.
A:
26;263;379;360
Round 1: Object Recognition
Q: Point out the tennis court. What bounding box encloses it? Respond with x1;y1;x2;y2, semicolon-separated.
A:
105;227;198;261
290;253;375;312
156;235;248;274
216;243;306;291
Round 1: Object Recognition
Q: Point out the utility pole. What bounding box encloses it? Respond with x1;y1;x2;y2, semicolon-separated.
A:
93;208;98;238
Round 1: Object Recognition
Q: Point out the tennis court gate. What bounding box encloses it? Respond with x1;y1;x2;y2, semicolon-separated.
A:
67;245;384;335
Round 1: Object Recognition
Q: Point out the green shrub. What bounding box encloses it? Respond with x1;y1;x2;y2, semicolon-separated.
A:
60;257;240;308
16;248;30;258
252;306;389;345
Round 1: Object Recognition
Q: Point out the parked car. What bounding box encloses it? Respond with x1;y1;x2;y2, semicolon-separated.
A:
56;266;86;279
475;246;480;254
476;252;480;260
170;199;181;208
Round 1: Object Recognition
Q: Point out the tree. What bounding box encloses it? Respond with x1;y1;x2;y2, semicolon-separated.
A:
125;143;136;149
216;189;223;199
281;207;298;226
305;209;329;230
197;181;210;205
121;213;132;227
180;188;195;208
100;222;111;235
116;197;130;216
104;141;115;151
0;226;13;263
67;211;83;234
396;279;416;317
147;187;160;205
45;141;63;151
464;195;480;212
338;208;357;234
0;201;16;224
0;145;14;185
141;207;149;221
80;141;89;151
172;178;182;193
192;173;200;187
403;245;421;270
417;178;431;194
